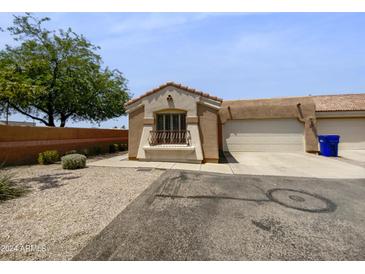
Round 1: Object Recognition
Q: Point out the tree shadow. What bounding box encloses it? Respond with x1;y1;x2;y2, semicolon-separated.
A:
17;172;81;191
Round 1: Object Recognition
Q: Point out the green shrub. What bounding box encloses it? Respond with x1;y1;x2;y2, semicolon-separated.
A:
61;154;87;170
0;170;26;201
38;150;60;165
109;144;119;153
89;146;102;156
79;148;89;157
119;143;128;151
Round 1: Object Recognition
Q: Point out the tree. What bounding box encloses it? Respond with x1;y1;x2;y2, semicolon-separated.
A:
0;13;130;127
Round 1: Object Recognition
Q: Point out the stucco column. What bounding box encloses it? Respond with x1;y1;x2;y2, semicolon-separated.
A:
187;122;203;161
304;118;319;152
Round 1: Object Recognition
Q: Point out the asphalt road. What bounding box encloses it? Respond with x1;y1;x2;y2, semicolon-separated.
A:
74;170;365;260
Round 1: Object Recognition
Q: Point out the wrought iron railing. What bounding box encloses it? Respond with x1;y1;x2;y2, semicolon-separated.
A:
148;130;191;146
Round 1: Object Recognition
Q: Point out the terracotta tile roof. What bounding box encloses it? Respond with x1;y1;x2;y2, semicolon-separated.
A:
222;93;365;112
125;82;223;106
311;93;365;112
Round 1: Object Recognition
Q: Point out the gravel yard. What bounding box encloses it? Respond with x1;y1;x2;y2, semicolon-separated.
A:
0;163;164;260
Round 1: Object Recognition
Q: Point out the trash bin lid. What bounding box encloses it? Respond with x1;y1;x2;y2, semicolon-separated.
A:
318;135;340;142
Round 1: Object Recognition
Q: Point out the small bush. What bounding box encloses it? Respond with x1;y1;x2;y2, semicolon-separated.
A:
38;150;60;165
89;146;102;156
119;143;128;151
79;148;89;157
109;144;119;153
0;171;26;201
61;154;87;170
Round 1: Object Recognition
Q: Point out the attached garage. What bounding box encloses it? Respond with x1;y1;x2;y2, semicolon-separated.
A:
223;118;305;152
317;118;365;150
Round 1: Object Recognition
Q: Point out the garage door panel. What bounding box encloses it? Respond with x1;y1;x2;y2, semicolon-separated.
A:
226;144;304;152
223;119;304;152
317;118;365;150
227;135;304;144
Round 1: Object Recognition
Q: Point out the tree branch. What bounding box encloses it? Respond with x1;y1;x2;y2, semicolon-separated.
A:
30;104;49;115
9;103;49;125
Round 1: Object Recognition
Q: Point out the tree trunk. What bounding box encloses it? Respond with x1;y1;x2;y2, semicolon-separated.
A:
47;63;58;127
60;114;66;127
60;113;70;127
47;113;55;127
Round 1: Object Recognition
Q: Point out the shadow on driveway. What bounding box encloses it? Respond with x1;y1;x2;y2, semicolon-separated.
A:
74;170;365;260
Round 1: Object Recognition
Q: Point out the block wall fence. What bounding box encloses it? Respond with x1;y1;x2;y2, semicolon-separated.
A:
0;125;128;165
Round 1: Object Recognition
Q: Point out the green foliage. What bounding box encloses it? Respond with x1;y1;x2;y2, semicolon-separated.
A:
38;150;60;164
0;169;26;201
80;146;102;157
0;13;130;126
109;143;119;153
61;154;86;170
79;148;89;157
108;143;128;153
119;143;128;151
89;146;102;156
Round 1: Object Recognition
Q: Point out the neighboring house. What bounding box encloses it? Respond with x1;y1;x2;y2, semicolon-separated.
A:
125;82;365;163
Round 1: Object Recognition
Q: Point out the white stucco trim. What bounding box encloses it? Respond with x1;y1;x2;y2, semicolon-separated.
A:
198;101;221;110
125;102;144;113
199;97;222;110
137;125;152;159
187;124;203;161
143;145;196;151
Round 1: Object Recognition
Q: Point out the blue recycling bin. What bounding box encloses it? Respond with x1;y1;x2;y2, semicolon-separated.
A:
318;135;340;157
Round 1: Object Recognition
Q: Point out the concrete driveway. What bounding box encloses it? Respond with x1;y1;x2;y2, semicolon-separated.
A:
74;170;365;260
339;150;365;168
225;151;365;179
89;151;365;179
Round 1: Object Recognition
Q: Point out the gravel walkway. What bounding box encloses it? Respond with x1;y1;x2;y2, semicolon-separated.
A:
0;163;164;260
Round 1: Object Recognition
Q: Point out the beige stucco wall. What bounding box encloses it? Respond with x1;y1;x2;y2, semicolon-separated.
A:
128;106;144;160
198;103;219;162
140;86;201;117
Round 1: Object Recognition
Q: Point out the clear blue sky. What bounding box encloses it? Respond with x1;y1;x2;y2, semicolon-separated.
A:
1;13;364;128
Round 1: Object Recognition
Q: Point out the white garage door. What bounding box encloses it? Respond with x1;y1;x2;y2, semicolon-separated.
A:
223;119;304;152
317;118;365;150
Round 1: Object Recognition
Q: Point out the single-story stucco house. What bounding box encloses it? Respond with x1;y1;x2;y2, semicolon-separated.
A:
125;82;365;163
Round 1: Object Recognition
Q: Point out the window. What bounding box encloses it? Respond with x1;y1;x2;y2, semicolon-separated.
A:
151;113;189;145
156;113;186;131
